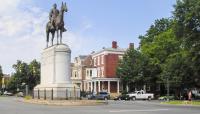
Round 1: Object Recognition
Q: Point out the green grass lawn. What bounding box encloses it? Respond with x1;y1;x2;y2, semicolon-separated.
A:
162;100;200;106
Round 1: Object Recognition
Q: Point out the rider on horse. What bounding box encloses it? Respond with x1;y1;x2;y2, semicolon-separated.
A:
49;3;66;32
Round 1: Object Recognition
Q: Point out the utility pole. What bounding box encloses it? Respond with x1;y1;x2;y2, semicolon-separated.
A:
167;77;169;101
25;85;29;96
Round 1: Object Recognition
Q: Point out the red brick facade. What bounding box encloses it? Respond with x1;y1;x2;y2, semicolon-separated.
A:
104;54;121;78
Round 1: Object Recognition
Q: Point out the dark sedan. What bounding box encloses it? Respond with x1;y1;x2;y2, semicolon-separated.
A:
114;94;131;101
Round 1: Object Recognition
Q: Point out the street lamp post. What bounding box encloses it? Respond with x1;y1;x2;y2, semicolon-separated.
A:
167;77;170;101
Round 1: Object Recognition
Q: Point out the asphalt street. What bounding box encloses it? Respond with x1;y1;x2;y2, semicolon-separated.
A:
0;97;199;114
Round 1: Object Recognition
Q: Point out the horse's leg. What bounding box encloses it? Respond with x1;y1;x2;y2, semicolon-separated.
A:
60;30;62;44
52;32;55;46
46;31;49;48
57;30;59;45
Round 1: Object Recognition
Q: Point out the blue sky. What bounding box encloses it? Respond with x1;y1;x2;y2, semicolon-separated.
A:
0;0;176;74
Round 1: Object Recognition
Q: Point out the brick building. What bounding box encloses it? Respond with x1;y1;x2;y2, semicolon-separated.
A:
71;41;130;95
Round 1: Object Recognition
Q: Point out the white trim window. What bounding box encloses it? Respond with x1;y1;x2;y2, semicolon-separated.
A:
86;70;89;77
101;55;104;64
118;55;123;60
94;58;96;66
90;70;92;77
101;67;104;77
97;56;100;66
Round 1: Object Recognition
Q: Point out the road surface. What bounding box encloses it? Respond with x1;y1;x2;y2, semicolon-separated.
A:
0;97;199;114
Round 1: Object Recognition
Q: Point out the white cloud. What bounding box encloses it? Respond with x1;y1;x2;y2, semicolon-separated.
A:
0;0;47;74
0;0;21;13
0;0;95;74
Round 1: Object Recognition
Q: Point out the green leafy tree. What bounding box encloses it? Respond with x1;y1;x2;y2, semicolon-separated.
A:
139;18;173;47
140;19;181;91
0;65;3;77
28;59;40;90
116;47;152;91
7;60;40;93
0;65;3;89
173;0;200;87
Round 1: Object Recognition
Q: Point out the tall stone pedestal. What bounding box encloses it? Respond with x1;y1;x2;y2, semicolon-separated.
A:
34;44;80;99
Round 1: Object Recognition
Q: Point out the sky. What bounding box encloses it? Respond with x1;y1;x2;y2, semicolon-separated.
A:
0;0;176;74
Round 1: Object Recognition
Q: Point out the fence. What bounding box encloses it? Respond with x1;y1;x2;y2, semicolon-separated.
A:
33;87;81;100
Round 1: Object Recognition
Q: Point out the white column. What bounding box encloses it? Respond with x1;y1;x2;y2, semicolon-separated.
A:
108;81;110;93
98;81;100;92
94;81;97;93
117;80;120;94
91;81;93;92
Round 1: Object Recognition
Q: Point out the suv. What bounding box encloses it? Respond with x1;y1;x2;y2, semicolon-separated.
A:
95;92;110;100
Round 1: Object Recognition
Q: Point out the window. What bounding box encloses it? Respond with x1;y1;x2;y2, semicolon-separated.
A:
75;71;77;77
97;56;100;65
94;58;96;66
97;68;100;77
90;70;92;77
118;55;123;60
101;55;104;64
101;67;104;77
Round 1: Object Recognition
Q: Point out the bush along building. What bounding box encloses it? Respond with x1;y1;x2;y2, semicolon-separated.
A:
71;41;132;96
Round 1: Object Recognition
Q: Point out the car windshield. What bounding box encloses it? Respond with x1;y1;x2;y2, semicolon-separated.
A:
99;92;107;94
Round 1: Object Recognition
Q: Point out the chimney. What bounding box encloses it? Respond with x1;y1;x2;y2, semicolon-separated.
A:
112;41;117;49
129;43;134;49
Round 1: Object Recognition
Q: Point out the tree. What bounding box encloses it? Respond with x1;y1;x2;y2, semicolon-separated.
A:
173;0;200;87
116;47;154;92
0;65;3;77
139;18;173;48
28;60;40;90
7;60;40;93
0;65;3;89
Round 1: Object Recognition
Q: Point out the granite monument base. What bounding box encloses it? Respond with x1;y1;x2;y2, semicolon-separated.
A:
34;44;80;100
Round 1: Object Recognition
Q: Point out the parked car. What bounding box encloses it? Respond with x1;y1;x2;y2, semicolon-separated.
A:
16;92;24;97
127;90;154;101
192;89;200;100
114;94;130;101
158;95;175;101
86;92;96;100
95;92;110;100
3;91;13;96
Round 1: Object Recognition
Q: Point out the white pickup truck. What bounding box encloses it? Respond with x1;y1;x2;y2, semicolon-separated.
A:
127;90;154;101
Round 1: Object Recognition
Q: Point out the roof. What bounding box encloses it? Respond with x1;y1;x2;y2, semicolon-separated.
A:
78;55;88;60
92;47;127;55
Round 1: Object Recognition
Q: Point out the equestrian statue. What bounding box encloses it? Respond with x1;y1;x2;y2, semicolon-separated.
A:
46;2;68;48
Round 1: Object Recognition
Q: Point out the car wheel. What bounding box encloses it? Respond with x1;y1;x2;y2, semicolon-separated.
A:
132;97;136;101
104;97;108;100
148;96;152;101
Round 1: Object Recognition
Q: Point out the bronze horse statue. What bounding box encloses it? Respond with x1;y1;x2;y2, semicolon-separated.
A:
46;2;68;47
